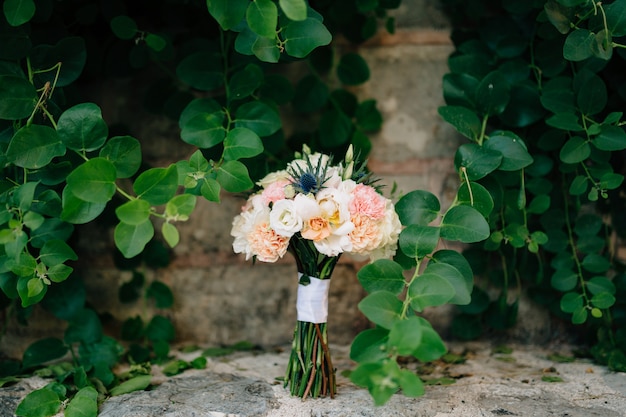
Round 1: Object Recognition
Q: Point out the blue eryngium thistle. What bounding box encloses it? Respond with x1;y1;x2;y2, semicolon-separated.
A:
288;151;330;195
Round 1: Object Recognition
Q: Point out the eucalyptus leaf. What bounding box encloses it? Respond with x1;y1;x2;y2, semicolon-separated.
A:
438;105;481;141
283;17;332;58
246;0;277;38
215;160;254;192
357;259;406;295
114;220;155;259
99;136;142;179
483;134;533;171
358;291;403;329
57;102;108;152
64;386;98;417
408;273;456;312
207;0;248;30
0;75;37;120
399;225;440;259
395;190;440;226
440;205;490;243
133;165;178;206
563;29;595;61
454;143;502;180
279;0;307;21
7;124;66;169
388;316;423;355
65;158;117;204
14;388;61;417
223;127;264;161
234;101;281;137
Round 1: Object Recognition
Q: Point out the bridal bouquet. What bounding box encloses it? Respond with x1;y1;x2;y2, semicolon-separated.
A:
231;145;401;398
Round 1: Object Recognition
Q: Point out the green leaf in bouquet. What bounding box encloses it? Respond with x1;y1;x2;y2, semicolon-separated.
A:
454;143;502;180
229;64;264;101
162;222;180;248
456;181;494;218
22;337;68;369
437;105;481;141
358;291;403;329
201;177;221;202
115;199;152;225
357;258;406;295
319;108;352;147
292;75;329;113
408;273;455;312
412;317;447;362
99;136;142;178
133;165;178;206
246;0;277;38
39;240;77;267
114;220;155;259
0;75;36;120
563;29;595;62
223;127;264;161
176;52;223;91
337;53;370;86
559;136;590;164
207;0;248;30
399;225;440;260
60;188;107;224
283;17;332;58
483;133;533;171
388;316;424;355
234;101;281;137
109;375;152;397
7;124;66;169
440;205;490;243
349;327;389;363
66;157;117;204
57;103;108;153
442;73;478;109
165;194;196;219
64;308;102;344
216;160;254;192
550;269;578;292
252;35;280;63
395;190;440;226
110;15;138;40
593;125;626;151
279;0;307;21
64;386;98;417
147;281;174;308
475;71;510;116
15;387;61;417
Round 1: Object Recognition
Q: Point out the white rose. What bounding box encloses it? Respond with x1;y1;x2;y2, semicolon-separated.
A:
269;199;302;237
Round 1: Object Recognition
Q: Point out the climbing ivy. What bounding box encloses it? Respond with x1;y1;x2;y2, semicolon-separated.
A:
440;0;626;371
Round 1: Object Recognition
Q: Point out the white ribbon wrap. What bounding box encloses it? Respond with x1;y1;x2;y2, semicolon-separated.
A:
296;273;330;324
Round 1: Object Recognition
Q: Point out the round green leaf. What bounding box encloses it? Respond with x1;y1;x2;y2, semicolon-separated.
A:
133;165;178;206
292;75;329;113
0;75;36;120
563;29;595;61
215;160;254;192
146;281;174;308
438;105;482;141
454;143;502;180
440;205;490;243
581;253;610;273
591;292;616;309
116;199;152;225
22;337;68;369
223;127;264;161
181;111;226;148
388;316;423;356
64;308;103;344
399;225;440;259
109;375;153;397
145;315;175;342
586;276;616;295
110;15;137;40
408;273;455;312
145;33;167;52
395;190;440;226
61;188;107;224
337;53;370;86
229;64;264;101
162;222;180;248
319;108;352;147
201;178;221;202
593;125;626;151
47;264;73;283
550;269;578;292
207;0;248;30
251;35;281;63
475;71;510;116
39;239;78;267
66;158;117;204
283;17;332;58
3;0;36;27
246;0;277;38
560;136;590;164
356;259;406;295
234;101;281;137
422;261;471;305
57;102;108;152
279;0;307;21
442;72;479;108
114;220;155;259
457;181;494;217
176;52;223;91
31;37;86;87
483;134;533;171
349;328;389;363
412;317;447;362
576;72;607;116
546;112;583;131
99;135;142;178
605;0;626;36
165;194;196;219
14;388;61;417
65;386;98;417
7;124;66;169
560;291;583;313
569;175;588;195
358;291;403;330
